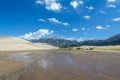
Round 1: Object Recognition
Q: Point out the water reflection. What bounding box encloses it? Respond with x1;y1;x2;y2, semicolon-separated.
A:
7;51;120;80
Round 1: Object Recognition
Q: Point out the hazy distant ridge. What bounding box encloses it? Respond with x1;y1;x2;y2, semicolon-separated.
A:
30;33;120;47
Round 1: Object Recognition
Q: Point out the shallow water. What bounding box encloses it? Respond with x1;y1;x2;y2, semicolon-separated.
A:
2;50;120;80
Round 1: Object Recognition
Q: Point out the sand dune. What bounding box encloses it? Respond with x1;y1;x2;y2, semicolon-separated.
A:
0;36;57;51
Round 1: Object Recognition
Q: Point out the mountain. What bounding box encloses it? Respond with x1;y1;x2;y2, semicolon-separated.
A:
30;37;79;47
105;33;120;45
76;33;120;46
0;36;57;51
30;33;120;47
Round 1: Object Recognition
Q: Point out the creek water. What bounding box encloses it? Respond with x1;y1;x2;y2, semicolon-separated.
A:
1;50;120;80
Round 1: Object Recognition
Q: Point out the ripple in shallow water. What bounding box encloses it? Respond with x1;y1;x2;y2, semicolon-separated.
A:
10;52;34;63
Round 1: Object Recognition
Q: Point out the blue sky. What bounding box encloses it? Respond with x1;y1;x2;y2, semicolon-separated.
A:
0;0;120;41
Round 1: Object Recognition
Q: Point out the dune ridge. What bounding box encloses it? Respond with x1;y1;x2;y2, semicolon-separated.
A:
0;36;57;51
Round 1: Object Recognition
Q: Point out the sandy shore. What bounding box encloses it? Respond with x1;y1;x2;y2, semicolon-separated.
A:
0;51;27;80
0;59;26;76
0;50;120;80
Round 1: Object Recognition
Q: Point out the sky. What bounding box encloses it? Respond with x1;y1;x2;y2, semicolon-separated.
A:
0;0;120;41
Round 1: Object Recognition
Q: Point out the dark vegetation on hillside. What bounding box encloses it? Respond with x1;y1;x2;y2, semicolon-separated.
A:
30;33;120;47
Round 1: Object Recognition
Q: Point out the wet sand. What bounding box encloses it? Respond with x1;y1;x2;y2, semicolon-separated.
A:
0;51;27;80
0;50;120;80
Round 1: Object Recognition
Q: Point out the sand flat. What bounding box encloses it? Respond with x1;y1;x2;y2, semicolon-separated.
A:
0;50;120;80
0;59;27;76
0;52;27;80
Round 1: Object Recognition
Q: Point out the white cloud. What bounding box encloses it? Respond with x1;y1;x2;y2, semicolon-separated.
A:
81;28;90;31
70;0;83;9
38;18;46;22
107;4;116;8
81;28;85;30
48;18;70;26
96;26;104;30
65;37;84;41
72;28;79;31
84;15;91;19
19;29;54;40
99;10;107;14
36;0;62;11
106;0;117;8
65;37;75;41
77;38;84;41
112;17;120;21
86;6;94;10
63;22;70;26
70;1;79;8
96;26;108;30
46;2;62;11
106;25;111;28
79;1;84;4
48;18;61;24
107;0;116;3
36;0;44;4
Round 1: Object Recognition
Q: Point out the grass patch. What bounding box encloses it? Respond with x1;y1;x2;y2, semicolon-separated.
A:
93;48;120;51
61;46;120;52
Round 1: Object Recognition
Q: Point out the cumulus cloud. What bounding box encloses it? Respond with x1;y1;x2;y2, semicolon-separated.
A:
63;22;70;26
48;18;70;26
19;29;54;40
112;17;120;21
65;37;84;41
99;10;107;14
84;15;91;19
81;27;90;31
86;6;94;10
38;18;46;22
70;0;83;9
36;0;62;12
107;0;116;3
96;26;109;30
96;26;104;30
48;18;61;24
106;25;111;28
107;4;116;8
46;2;62;11
106;0;117;8
70;1;79;8
81;28;85;31
79;1;84;4
72;28;79;31
36;0;44;4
